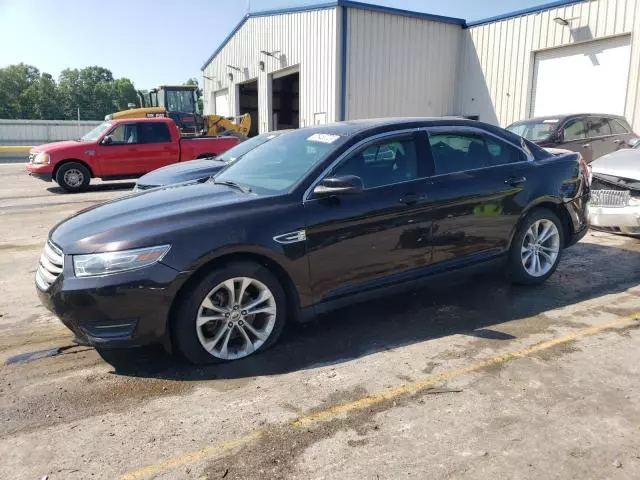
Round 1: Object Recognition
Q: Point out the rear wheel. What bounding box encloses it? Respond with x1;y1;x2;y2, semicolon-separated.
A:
56;162;90;192
173;262;287;364
508;208;564;285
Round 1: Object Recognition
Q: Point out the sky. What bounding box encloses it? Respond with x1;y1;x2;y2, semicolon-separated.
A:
1;0;556;89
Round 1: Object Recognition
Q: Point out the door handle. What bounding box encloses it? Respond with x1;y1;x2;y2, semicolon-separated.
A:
504;176;526;186
399;193;426;205
612;139;622;144
582;144;591;149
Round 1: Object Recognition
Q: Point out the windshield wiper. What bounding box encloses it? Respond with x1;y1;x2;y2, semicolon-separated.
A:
213;179;252;193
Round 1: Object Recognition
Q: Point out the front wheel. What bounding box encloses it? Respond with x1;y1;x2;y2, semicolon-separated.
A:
173;262;287;364
55;162;90;192
508;208;564;285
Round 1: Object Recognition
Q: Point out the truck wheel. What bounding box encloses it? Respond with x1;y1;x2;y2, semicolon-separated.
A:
56;162;90;193
173;261;287;364
508;208;564;285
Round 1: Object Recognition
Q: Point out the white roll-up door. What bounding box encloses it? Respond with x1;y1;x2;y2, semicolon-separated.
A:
214;89;229;117
531;35;631;117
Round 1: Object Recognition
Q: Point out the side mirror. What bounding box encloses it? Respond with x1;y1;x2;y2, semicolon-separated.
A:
313;175;364;197
101;135;113;145
629;138;640;147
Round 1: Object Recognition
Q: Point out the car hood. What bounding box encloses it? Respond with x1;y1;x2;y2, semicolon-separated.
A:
136;159;227;187
50;182;252;254
591;149;640;180
31;140;85;154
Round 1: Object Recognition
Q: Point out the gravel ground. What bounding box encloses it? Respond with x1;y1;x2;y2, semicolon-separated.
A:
1;163;639;480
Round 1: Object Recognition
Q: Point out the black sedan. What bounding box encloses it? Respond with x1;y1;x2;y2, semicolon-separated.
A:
133;130;289;191
36;118;590;363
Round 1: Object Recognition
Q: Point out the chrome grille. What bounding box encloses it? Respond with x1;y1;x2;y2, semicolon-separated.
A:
36;241;63;291
590;189;630;208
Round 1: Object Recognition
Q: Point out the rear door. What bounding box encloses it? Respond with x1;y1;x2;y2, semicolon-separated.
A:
304;130;435;303
558;117;591;162
136;122;178;172
423;126;532;266
606;117;636;150
586;116;614;161
95;122;141;177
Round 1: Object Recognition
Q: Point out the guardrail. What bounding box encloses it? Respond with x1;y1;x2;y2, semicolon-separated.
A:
0;146;32;153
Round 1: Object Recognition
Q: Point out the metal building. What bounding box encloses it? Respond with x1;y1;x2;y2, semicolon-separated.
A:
202;0;640;134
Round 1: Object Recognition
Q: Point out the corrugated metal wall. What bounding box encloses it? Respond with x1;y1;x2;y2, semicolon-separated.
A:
456;0;640;130
202;8;339;133
345;8;461;120
0;119;101;146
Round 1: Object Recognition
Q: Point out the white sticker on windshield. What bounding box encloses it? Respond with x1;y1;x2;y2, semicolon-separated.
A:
308;133;341;144
543;119;560;123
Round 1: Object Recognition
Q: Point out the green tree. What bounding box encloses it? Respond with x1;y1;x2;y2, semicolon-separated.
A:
21;73;62;119
0;63;40;118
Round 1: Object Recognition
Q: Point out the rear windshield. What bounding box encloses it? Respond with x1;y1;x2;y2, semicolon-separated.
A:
507;119;560;142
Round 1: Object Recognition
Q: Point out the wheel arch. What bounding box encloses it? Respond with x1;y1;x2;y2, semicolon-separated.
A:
509;198;573;249
53;159;95;180
166;250;302;349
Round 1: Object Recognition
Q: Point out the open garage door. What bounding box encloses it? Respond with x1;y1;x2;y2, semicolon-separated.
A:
214;89;229;117
531;35;631;117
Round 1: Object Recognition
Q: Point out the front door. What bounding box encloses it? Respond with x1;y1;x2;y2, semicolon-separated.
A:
558;117;592;162
424;127;531;266
305;131;435;303
95;122;141;176
586;116;615;161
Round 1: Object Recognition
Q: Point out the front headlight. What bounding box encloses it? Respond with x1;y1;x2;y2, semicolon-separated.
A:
73;245;170;277
32;152;50;164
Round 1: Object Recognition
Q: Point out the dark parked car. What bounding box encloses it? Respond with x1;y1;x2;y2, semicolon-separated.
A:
36;118;589;363
507;114;639;163
134;130;290;191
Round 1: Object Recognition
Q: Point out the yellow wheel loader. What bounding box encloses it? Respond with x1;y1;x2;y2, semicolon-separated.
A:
105;85;251;138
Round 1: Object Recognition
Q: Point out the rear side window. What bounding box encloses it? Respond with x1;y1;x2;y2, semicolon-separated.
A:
608;119;629;134
563;119;587;141
138;123;171;143
588;118;612;137
428;132;525;175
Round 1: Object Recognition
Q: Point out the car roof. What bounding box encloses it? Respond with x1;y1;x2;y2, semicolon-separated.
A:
294;117;491;136
510;113;629;125
109;117;172;125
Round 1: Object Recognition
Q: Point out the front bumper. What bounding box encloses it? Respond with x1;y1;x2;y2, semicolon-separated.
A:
589;204;640;236
37;259;190;348
26;164;54;182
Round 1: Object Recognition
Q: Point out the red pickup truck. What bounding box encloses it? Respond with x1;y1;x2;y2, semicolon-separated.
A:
26;117;239;192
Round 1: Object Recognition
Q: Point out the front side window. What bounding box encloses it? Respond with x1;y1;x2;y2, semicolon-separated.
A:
588;117;612;138
138;123;171;143
108;124;138;144
428;132;525;175
563;119;588;141
332;138;418;189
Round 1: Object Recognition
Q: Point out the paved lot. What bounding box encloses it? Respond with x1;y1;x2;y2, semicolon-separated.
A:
1;163;640;480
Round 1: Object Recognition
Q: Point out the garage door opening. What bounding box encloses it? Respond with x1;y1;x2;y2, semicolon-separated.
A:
531;35;631;117
272;71;299;130
238;80;259;137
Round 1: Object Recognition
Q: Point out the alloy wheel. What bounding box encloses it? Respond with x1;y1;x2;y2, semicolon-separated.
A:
521;219;560;277
195;276;277;360
63;168;84;188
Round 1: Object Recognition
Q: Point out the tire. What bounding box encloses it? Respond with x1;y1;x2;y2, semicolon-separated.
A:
173;261;287;364
55;162;90;192
508;208;564;285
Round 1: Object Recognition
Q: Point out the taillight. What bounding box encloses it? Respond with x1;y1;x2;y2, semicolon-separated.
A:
579;156;591;186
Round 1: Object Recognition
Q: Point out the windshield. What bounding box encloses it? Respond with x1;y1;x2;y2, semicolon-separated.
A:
507;119;559;142
164;89;198;114
214;129;345;195
218;133;281;163
80;122;112;142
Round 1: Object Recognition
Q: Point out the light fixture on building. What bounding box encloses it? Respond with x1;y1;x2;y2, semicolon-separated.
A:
260;50;281;58
553;17;569;26
227;65;242;72
228;73;234;82
259;61;265;71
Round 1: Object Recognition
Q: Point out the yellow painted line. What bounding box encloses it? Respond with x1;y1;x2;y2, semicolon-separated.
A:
119;312;640;480
0;146;32;153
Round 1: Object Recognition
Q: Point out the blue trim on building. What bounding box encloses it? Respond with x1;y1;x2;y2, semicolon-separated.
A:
466;0;584;28
340;6;348;121
340;1;464;25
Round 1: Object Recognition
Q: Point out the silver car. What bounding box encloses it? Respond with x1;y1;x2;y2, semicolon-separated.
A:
589;142;640;236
